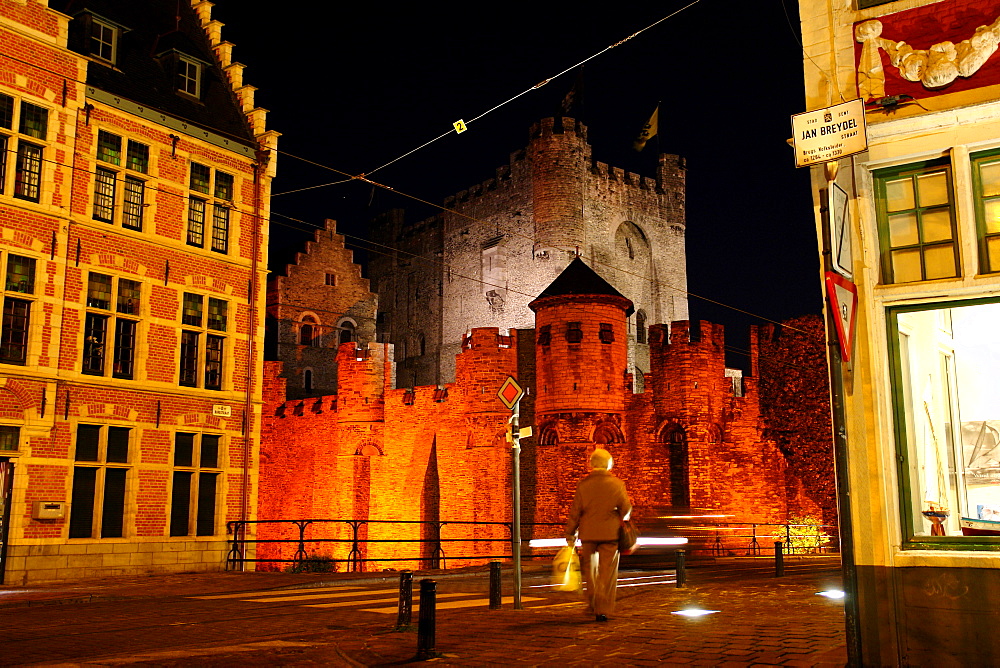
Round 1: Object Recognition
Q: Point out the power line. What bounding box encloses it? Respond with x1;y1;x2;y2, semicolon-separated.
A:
270;0;705;197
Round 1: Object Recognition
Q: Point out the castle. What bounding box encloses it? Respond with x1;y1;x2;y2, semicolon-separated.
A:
258;258;835;568
367;116;689;387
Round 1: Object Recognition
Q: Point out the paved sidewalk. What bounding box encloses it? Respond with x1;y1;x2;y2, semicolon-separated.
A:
2;559;847;666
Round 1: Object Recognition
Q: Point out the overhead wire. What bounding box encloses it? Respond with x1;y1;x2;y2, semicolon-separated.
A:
270;0;705;197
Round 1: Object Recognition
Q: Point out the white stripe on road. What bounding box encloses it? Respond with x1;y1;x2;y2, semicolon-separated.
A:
192;586;362;600
307;592;475;609
357;595;545;613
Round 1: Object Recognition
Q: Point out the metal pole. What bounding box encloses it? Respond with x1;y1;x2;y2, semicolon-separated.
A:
396;570;413;629
675;549;686;588
489;560;502;610
415;579;437;660
774;541;784;578
511;401;523;610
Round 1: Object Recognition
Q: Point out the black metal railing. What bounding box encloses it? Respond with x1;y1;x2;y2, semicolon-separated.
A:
226;518;839;572
225;518;563;572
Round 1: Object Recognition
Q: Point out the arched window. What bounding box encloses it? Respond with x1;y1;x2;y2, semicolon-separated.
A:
593;423;625;444
337;318;356;345
418;333;426;356
303;368;313;394
299;315;318;346
539;425;560;445
636;310;647;344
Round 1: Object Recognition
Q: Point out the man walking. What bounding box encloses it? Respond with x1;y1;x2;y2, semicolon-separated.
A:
565;448;632;621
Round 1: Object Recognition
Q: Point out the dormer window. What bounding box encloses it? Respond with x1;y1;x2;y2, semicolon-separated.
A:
89;17;118;63
177;56;201;98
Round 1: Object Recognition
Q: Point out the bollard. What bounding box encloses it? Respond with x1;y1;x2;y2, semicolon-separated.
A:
396;570;413;629
675;549;686;588
415;579;437;660
774;541;784;577
489;560;502;610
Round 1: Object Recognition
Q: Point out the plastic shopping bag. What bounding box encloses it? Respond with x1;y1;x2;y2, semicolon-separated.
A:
551;545;581;592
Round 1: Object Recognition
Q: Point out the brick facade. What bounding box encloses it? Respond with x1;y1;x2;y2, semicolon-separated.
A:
259;259;831;569
0;0;275;584
266;219;377;399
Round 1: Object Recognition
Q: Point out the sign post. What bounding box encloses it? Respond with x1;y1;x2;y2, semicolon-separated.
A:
497;376;525;610
791;99;868;168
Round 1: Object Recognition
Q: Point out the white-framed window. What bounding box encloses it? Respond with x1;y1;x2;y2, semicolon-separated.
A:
88;16;119;63
0;93;49;204
177;55;202;97
93;129;149;231
170;432;222;536
68;424;131;539
186;162;234;254
1;251;36;366
82;272;140;379
179;292;227;390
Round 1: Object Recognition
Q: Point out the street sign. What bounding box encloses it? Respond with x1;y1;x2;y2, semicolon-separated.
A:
825;272;858;362
497;376;523;410
791;99;867;168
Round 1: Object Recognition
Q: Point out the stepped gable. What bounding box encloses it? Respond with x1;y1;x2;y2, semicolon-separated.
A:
51;0;255;143
529;257;634;316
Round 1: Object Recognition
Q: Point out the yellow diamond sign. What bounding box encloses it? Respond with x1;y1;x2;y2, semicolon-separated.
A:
497;376;523;410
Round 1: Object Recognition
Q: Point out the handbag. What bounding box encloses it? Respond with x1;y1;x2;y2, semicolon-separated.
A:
618;519;640;554
551;545;582;591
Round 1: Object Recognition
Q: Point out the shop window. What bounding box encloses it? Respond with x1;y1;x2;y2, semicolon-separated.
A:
1;253;36;365
179;293;227;390
187;163;233;253
170;432;222;536
875;162;959;284
68;424;130;539
888;298;1000;544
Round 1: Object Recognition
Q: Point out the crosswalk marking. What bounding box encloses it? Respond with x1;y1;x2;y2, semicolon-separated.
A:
358;595;545;614
242;587;400;603
306;592;474;609
192;586;362;600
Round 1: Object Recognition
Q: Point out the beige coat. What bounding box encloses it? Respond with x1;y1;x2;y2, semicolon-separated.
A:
565;469;632;542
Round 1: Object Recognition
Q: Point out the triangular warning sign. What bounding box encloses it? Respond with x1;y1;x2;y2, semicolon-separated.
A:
825;272;858;362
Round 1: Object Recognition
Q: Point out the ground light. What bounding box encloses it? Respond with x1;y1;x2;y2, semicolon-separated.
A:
817;589;845;599
671;608;719;617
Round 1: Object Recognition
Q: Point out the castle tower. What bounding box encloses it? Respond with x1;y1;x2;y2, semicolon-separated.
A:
369;118;688;387
528;258;633;522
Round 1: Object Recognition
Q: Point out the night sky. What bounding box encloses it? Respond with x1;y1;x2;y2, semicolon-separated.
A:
217;1;820;369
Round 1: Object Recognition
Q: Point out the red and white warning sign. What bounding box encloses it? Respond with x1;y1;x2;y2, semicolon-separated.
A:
825;272;858;362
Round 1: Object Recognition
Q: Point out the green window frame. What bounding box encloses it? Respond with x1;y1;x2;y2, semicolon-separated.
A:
887;296;1000;549
971;148;1000;274
874;161;960;284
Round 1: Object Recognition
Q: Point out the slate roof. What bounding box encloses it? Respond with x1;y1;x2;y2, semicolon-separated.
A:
50;0;254;144
534;257;634;315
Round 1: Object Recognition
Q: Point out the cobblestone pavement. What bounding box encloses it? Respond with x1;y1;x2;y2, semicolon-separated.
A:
1;558;846;666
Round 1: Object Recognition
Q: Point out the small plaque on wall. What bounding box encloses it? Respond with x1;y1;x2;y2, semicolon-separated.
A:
212;405;232;418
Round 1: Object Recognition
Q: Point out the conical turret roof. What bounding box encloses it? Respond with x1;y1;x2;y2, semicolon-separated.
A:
530;257;634;315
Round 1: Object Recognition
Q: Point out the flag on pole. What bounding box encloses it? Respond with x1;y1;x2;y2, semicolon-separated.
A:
560;67;585;117
633;105;659;151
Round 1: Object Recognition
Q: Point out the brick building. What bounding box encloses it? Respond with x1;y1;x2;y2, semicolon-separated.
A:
369;117;688;387
0;0;276;584
265;219;377;400
259;258;831;569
